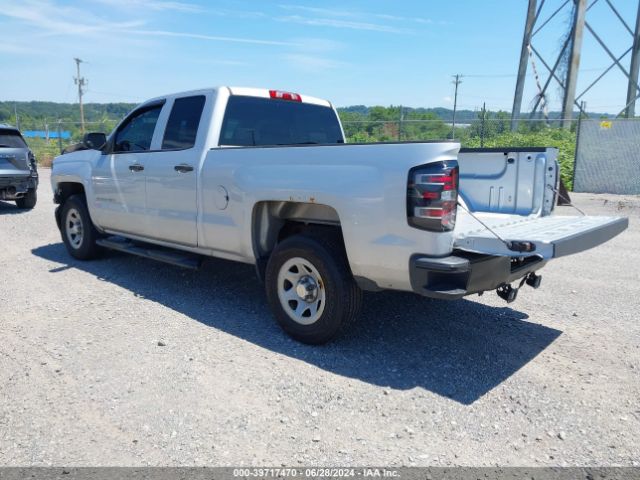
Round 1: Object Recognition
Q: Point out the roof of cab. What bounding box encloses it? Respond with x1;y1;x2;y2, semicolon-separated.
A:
227;87;331;107
143;86;332;108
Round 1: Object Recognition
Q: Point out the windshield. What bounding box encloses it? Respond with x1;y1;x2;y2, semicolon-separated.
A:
220;96;344;146
0;129;28;148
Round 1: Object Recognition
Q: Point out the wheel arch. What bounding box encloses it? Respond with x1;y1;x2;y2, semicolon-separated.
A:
54;181;86;205
251;200;344;282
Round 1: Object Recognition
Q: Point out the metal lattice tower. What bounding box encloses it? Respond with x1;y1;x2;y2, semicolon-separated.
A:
511;0;640;130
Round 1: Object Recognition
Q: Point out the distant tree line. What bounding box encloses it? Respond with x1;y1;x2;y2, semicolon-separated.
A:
0;101;136;142
337;106;578;189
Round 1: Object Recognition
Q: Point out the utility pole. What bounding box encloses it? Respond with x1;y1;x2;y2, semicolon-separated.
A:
511;0;537;131
57;120;63;154
74;58;87;134
561;0;587;129
625;2;640;117
14;104;20;130
480;102;487;147
451;74;462;139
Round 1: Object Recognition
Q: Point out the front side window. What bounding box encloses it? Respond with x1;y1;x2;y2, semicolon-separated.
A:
0;129;28;148
162;95;206;150
219;96;344;146
114;104;163;153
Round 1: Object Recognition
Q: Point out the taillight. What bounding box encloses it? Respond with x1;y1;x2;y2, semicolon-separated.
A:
269;90;302;102
407;161;459;231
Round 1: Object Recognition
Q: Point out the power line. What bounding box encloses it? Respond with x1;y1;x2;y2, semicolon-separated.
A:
463;66;626;78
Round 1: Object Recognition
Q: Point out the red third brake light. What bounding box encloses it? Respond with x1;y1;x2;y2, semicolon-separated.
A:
269;90;302;102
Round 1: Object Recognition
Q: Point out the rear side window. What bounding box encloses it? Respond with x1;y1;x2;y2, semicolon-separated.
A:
162;95;206;150
220;96;344;146
0;129;28;148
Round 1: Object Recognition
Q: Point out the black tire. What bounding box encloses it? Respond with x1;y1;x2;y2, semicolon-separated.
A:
265;231;362;344
60;194;102;260
15;189;37;209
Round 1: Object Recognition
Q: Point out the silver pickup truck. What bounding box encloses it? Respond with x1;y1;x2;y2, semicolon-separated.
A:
51;87;628;344
0;124;38;209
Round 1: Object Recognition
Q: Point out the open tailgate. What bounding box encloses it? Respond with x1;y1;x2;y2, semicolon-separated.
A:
454;213;628;259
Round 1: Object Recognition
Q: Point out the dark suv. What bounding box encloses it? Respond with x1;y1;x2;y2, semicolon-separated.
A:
0;124;38;209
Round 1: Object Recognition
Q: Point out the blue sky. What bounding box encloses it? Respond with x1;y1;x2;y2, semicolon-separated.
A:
0;0;637;113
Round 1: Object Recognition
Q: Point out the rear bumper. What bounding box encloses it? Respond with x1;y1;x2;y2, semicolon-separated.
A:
0;173;38;199
409;251;547;300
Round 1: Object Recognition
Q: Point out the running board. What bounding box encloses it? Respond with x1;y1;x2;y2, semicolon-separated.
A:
96;236;202;270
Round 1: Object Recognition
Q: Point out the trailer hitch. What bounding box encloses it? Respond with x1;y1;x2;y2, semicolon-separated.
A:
526;272;542;289
496;273;542;303
497;283;518;303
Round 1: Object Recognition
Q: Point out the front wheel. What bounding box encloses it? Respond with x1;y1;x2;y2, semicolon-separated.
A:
15;188;37;209
60;195;102;260
265;232;362;344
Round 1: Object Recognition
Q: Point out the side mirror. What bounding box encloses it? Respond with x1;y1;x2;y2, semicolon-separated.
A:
82;132;107;150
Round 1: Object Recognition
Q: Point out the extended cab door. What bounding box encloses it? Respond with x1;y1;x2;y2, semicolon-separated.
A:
92;101;164;236
142;95;207;246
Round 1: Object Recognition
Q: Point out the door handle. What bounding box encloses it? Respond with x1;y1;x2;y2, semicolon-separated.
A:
174;164;194;173
129;163;144;172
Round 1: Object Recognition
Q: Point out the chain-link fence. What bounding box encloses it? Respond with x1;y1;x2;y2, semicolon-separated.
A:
341;118;579;143
574;118;640;195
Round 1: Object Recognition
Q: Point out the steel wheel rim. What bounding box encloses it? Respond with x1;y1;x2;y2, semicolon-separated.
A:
277;257;326;325
65;207;84;249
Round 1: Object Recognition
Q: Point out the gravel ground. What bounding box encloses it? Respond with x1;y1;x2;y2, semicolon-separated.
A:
1;169;639;467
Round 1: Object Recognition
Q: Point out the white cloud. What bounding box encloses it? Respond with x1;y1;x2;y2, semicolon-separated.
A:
0;42;39;54
92;0;203;13
278;15;409;34
0;0;297;49
129;29;299;46
278;5;353;18
278;4;434;27
0;0;145;36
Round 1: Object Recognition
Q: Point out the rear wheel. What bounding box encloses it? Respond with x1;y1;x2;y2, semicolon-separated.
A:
265;232;362;344
15;189;37;209
60;195;102;260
